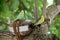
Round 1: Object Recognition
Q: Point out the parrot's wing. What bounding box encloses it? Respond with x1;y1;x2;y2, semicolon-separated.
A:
35;16;45;25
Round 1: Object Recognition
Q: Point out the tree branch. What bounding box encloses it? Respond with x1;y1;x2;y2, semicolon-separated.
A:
46;5;60;24
42;0;47;18
34;0;38;21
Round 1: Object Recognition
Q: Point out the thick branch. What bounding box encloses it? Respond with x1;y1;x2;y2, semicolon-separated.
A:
46;5;60;24
42;0;47;18
34;0;38;21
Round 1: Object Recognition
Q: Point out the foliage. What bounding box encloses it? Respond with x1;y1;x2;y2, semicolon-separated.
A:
50;15;60;39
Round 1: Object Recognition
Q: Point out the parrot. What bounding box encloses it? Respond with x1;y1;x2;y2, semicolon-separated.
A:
35;15;45;27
